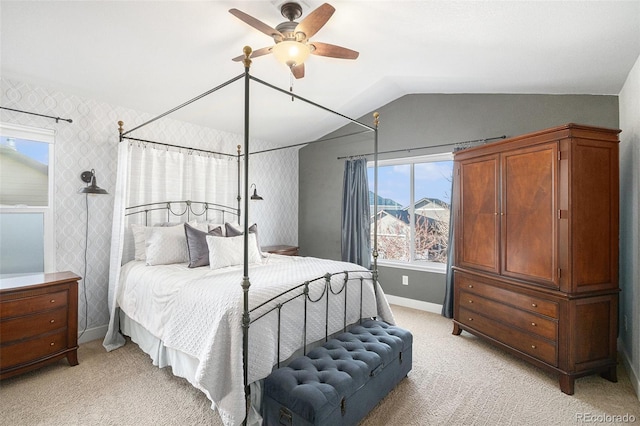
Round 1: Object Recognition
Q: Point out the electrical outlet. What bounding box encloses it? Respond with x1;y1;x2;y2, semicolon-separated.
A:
402;275;408;286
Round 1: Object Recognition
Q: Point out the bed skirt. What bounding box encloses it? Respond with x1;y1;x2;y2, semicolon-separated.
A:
119;310;264;425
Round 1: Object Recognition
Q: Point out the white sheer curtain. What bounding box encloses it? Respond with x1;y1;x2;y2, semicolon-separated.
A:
104;142;236;350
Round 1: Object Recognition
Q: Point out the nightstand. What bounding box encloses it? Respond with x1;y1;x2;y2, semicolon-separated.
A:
262;245;299;256
0;271;81;380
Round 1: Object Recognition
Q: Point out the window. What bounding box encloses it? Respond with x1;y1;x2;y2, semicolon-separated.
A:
0;123;55;276
368;153;453;272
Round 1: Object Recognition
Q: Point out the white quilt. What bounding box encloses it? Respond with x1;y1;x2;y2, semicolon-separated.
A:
116;255;394;426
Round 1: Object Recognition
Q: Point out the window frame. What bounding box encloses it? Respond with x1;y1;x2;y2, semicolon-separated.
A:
369;152;453;274
0;122;56;273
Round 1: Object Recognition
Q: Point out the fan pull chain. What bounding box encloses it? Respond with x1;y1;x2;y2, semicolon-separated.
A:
289;70;295;102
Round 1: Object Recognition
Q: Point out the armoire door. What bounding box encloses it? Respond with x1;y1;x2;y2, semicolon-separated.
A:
457;154;500;274
501;142;558;288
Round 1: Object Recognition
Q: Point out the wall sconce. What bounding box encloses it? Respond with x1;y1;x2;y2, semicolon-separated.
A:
79;169;108;194
250;183;263;200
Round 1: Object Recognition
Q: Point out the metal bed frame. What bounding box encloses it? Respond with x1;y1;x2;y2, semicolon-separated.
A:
117;46;380;425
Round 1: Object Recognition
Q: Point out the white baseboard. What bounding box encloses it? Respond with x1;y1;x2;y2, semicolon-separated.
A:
618;339;640;401
385;294;443;314
78;324;108;344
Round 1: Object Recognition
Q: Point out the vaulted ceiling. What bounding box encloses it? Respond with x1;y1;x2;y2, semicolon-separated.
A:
2;1;639;145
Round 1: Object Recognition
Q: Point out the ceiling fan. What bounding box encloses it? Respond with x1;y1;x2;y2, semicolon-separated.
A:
229;2;359;79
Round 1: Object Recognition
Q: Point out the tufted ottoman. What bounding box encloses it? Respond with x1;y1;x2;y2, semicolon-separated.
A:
262;319;412;425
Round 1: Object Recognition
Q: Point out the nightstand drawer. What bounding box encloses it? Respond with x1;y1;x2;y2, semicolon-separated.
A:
0;307;67;342
0;330;68;369
1;290;68;319
262;245;299;256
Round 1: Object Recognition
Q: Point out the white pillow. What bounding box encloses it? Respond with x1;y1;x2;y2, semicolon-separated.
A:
130;221;204;262
145;224;189;266
207;233;262;270
130;224;148;261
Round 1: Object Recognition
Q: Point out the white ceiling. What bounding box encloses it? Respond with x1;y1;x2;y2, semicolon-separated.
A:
2;1;639;146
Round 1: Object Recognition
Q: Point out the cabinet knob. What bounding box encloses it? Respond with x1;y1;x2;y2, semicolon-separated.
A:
468;318;473;321
531;322;536;327
531;303;537;307
50;342;55;346
531;345;537;349
468;300;473;303
468;284;473;288
50;299;55;303
50;319;55;324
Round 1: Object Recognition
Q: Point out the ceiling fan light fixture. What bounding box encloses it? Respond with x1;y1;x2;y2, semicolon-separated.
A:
272;40;311;67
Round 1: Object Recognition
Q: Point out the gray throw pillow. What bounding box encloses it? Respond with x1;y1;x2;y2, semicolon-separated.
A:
185;222;223;268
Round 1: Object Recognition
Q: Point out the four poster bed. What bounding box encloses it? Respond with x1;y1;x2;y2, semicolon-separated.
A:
103;47;397;426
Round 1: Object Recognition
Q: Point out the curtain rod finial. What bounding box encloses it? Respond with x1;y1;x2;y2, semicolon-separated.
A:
118;121;124;135
373;112;379;128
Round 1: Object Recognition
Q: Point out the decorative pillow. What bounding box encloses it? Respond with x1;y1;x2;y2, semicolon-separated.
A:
145;224;190;266
185;223;223;268
208;223;225;235
225;222;266;257
207;233;262;270
130;224;149;261
131;221;204;262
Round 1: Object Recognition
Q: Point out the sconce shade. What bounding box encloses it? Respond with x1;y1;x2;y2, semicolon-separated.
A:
272;40;311;68
250;183;263;201
79;170;108;195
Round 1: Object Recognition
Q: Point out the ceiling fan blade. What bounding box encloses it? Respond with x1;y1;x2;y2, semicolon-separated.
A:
291;63;305;79
229;8;283;38
295;3;335;39
232;46;273;62
310;42;359;60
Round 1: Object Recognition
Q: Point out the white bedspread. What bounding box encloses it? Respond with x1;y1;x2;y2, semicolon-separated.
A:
116;255;394;426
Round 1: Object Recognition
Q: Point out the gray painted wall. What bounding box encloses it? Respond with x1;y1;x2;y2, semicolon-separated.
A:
618;54;640;397
299;94;619;305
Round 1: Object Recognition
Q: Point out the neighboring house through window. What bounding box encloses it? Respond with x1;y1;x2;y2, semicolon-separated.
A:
368;153;453;273
0;123;55;276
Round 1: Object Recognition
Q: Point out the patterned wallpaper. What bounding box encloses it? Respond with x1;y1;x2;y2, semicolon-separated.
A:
0;77;299;340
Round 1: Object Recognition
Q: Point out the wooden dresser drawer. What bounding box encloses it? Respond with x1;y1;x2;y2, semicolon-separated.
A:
0;330;68;369
1;290;68;319
457;272;558;319
459;290;558;341
0;307;67;342
0;271;80;379
459;306;557;366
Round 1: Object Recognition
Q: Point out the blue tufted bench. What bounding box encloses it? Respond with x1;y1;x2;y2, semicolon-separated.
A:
262;319;412;425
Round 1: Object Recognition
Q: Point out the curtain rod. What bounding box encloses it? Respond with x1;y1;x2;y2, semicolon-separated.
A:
243;130;373;156
121;136;237;158
336;135;507;160
250;75;376;133
0;106;73;123
120;73;244;138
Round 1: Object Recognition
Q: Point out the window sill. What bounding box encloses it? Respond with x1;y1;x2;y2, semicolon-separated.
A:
375;259;447;275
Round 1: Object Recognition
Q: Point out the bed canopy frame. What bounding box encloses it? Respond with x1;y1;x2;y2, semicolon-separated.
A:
115;46;380;424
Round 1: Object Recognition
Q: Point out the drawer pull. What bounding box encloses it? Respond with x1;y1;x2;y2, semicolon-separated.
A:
50;342;55;346
531;303;537;307
50;319;55;324
468;300;473;303
50;299;55;303
531;322;536;327
468;318;473;321
468;284;473;288
531;345;536;349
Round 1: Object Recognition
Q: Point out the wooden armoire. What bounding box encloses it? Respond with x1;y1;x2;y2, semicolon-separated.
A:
451;123;620;395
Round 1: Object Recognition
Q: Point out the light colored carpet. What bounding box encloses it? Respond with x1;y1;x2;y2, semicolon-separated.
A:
1;305;638;425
